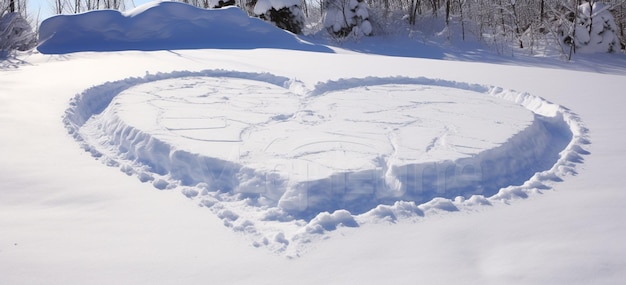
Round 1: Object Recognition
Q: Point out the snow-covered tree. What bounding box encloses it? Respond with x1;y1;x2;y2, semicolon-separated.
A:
574;1;620;52
558;1;620;53
1;10;37;57
323;0;373;38
253;0;305;34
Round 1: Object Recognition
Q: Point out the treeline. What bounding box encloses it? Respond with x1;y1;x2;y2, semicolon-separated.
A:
189;0;626;56
29;0;626;54
2;0;626;57
51;0;126;14
361;0;626;55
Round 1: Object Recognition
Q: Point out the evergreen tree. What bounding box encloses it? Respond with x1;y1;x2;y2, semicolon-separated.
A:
572;1;620;52
323;0;372;38
254;0;305;34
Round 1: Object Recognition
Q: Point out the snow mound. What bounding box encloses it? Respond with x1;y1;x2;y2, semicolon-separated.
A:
64;71;588;255
37;2;330;54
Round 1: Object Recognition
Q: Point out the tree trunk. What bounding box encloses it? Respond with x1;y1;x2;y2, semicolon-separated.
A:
56;0;63;14
511;2;523;48
588;0;594;35
619;4;626;46
302;0;309;17
458;0;465;41
9;0;16;13
499;0;505;35
445;0;450;26
409;0;417;25
569;0;581;60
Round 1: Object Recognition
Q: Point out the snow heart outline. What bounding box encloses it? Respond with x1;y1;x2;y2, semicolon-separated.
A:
64;70;590;254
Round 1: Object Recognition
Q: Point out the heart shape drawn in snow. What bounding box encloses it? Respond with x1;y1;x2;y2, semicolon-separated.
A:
65;70;589;255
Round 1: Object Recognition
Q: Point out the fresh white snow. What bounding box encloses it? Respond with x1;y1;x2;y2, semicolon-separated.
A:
1;1;626;284
37;2;329;54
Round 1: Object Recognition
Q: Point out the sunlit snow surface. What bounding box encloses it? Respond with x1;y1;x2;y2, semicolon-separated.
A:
65;70;582;254
37;1;591;255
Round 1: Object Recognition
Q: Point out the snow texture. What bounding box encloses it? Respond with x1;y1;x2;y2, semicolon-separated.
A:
36;2;330;54
4;1;623;283
63;69;584;252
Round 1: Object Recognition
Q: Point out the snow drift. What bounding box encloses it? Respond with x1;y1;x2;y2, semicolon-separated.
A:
37;1;331;54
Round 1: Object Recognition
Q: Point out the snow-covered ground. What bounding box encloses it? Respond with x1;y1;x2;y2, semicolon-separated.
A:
2;2;625;284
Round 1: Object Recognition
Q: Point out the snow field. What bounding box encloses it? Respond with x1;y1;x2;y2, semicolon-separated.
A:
64;69;586;255
5;2;623;282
